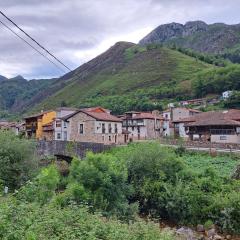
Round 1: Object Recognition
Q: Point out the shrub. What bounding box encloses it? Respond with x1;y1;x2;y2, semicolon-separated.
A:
17;165;60;204
67;153;136;219
0;130;38;190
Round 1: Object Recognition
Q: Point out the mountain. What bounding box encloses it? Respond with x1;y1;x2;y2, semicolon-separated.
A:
0;75;8;81
0;75;57;114
28;41;211;114
139;21;240;56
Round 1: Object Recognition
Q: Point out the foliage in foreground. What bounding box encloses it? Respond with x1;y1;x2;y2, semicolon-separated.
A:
0;130;38;190
1;142;240;237
0;199;173;240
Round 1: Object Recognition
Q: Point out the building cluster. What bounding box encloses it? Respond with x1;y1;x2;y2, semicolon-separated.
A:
23;107;164;145
2;105;240;145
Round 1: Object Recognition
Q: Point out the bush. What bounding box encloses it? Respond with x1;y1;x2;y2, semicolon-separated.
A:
67;153;136;220
0;130;38;190
0;199;174;240
17;165;60;204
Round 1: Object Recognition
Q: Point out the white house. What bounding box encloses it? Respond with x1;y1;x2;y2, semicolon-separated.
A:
54;107;78;141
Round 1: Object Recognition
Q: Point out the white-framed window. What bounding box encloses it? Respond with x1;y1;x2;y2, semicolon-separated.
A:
57;133;61;140
63;121;67;128
79;123;84;134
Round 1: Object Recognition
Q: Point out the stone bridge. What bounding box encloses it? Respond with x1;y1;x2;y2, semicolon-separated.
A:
37;140;113;161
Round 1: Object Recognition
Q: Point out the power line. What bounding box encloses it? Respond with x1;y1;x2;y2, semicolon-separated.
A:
0;10;72;72
0;19;67;73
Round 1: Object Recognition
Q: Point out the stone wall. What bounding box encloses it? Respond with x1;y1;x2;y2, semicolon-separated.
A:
37;140;112;159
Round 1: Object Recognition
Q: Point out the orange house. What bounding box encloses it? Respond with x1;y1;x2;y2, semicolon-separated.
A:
25;110;56;140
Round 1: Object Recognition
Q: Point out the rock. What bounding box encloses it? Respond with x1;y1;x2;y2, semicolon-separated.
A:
197;224;205;232
226;235;231;240
176;227;194;240
214;234;222;240
207;228;216;238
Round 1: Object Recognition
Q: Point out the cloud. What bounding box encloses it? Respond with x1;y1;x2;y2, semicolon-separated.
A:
0;0;239;79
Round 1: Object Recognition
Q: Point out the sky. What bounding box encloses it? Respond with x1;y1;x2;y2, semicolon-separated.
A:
0;0;240;79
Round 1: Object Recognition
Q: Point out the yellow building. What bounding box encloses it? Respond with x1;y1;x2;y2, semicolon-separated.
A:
25;110;56;140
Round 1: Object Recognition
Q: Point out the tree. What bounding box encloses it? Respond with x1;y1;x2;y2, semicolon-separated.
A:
0;130;38;190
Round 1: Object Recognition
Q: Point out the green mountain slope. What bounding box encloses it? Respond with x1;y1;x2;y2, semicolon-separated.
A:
31;42;212;114
139;21;240;62
0;76;57;112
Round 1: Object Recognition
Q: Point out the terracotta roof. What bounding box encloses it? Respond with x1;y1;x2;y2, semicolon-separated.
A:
83;111;122;122
81;107;110;113
63;109;122;122
177;109;240;127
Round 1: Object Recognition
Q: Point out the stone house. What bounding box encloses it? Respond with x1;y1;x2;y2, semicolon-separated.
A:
179;109;240;144
121;111;164;141
63;108;124;145
162;107;201;137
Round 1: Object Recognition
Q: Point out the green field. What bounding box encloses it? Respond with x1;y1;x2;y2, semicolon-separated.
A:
181;151;240;177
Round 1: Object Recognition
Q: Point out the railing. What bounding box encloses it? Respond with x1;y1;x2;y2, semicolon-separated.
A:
210;129;235;135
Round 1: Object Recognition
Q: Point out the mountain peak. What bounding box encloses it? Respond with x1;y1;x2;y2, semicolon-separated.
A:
10;75;25;81
139;20;240;54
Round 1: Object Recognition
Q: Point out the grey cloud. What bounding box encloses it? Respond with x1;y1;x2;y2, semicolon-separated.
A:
0;0;239;79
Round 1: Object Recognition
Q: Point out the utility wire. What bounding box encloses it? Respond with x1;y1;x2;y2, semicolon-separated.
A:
0;19;67;73
0;10;72;72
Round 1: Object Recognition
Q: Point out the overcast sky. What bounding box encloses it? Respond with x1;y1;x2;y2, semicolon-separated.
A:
0;0;240;79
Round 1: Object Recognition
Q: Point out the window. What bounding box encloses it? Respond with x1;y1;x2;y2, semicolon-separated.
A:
115;124;118;133
109;135;111;141
63;131;67;141
56;120;61;128
79;124;84;134
57;133;61;140
63;121;67;128
220;136;227;140
132;127;134;131
102;123;106;134
108;123;112;133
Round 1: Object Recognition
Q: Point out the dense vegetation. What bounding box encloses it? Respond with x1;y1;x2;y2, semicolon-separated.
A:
0;131;38;190
193;65;240;98
0;76;55;113
30;43;210;114
0;132;240;238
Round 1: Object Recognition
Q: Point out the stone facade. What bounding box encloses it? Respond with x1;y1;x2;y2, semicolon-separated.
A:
68;111;124;145
122;111;164;141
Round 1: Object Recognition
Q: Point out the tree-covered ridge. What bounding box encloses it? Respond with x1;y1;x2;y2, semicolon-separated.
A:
30;43;211;114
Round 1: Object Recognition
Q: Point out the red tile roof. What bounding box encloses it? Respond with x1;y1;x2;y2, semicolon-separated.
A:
82;111;122;122
63;109;122;122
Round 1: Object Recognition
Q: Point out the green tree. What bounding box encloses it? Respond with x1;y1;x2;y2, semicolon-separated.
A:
0;130;38;190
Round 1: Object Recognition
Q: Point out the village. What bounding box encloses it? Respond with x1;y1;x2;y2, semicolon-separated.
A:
1;90;239;147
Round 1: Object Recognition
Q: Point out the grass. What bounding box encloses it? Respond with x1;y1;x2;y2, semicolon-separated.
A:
31;44;212;113
182;151;240;177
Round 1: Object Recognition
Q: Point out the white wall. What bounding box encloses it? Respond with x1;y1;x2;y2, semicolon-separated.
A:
211;134;240;144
